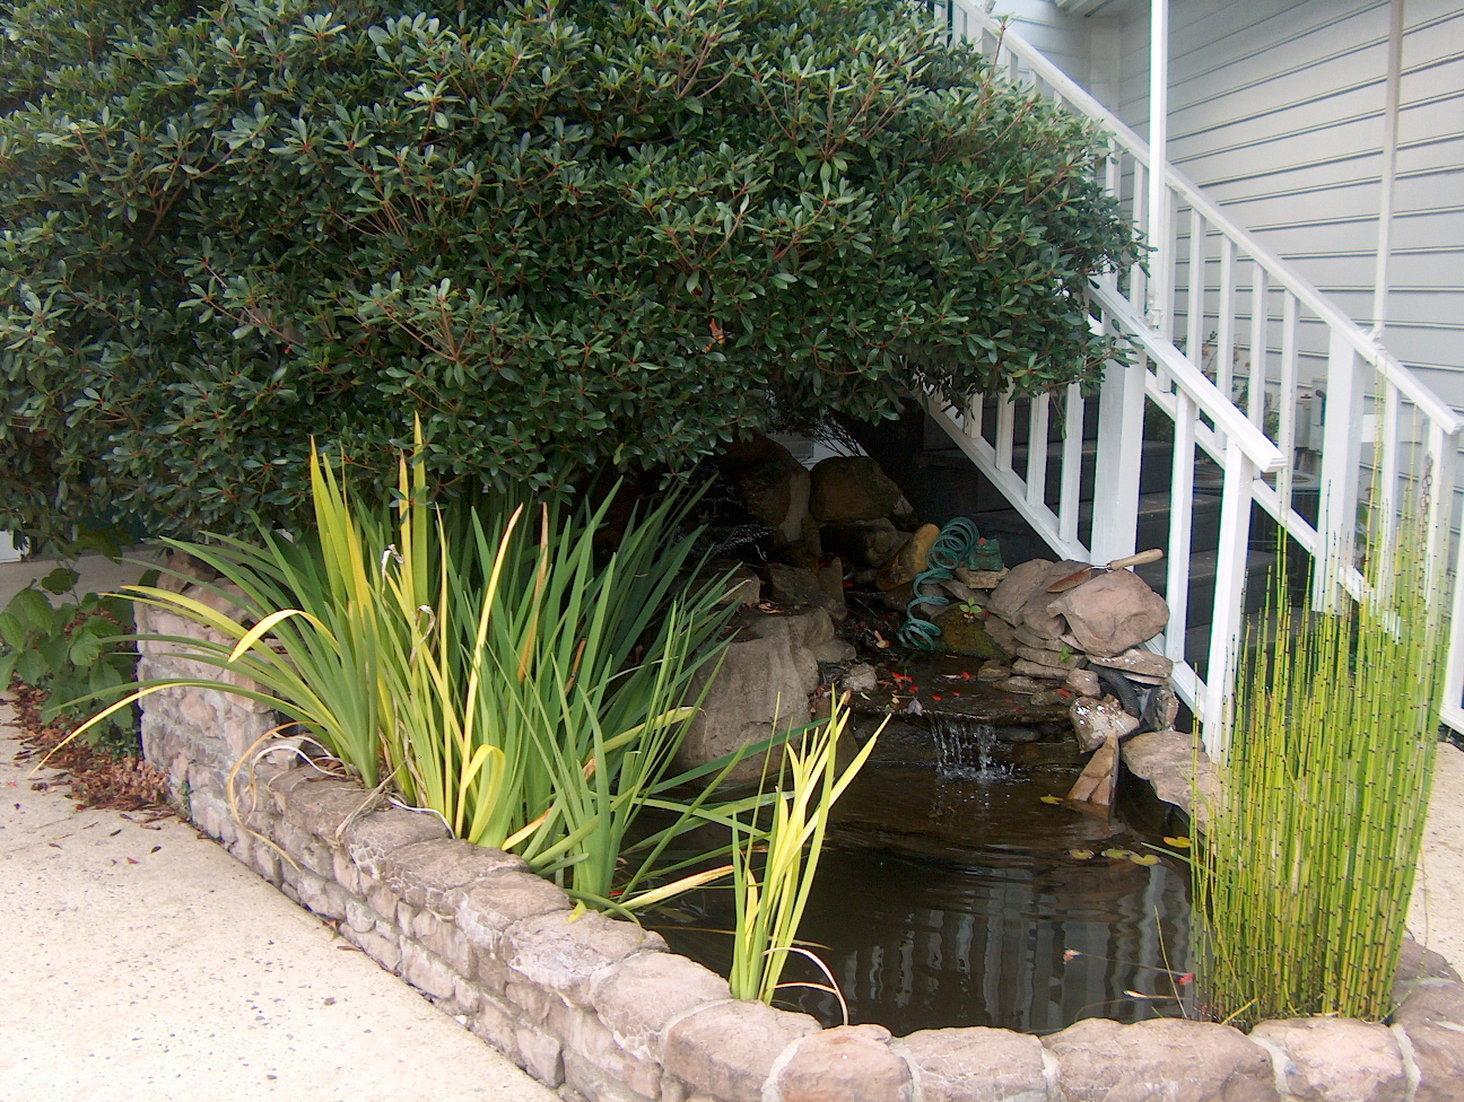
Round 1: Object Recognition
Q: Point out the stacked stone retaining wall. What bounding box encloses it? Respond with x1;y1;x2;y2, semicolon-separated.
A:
136;601;1464;1101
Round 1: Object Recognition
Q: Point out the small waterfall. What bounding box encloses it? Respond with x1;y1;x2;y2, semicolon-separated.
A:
930;716;1012;781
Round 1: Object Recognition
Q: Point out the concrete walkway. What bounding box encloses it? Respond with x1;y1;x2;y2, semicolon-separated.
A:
0;708;554;1102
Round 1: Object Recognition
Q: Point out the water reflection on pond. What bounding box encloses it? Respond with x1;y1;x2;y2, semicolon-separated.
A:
656;722;1192;1035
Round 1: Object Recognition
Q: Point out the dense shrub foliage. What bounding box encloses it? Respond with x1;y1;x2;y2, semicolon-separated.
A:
0;0;1136;541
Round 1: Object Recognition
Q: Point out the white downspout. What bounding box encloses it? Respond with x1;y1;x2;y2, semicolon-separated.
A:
1371;0;1404;341
1147;0;1170;338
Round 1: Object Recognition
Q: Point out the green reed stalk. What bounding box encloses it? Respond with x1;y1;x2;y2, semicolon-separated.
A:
728;694;883;1006
1193;469;1447;1026
64;425;765;914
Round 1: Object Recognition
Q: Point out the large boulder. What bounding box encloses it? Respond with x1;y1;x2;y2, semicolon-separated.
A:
822;518;906;570
877;523;939;590
1042;1018;1280;1102
1050;569;1169;657
986;559;1054;622
934;607;1010;660
722;434;811;546
678;608;833;783
809;456;902;522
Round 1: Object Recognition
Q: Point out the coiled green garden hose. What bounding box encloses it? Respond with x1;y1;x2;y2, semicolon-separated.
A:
897;518;1003;650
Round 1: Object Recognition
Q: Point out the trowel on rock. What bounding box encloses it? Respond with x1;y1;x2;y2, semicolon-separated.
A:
1046;549;1163;594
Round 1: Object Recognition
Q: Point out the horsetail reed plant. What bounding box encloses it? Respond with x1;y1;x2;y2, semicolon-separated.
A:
728;694;884;1007
1192;473;1448;1027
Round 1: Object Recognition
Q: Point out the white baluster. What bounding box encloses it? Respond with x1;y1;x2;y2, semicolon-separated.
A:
1092;341;1145;563
1026;393;1050;510
1247;262;1269;429
1185;209;1205;367
1204;439;1258;758
1216;237;1236;400
1059;384;1084;547
995;392;1016;474
1166;391;1196;665
1316;329;1366;609
1277;292;1298;511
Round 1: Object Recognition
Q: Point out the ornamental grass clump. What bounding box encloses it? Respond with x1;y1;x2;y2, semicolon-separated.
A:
66;429;763;909
728;694;883;1008
1192;481;1448;1026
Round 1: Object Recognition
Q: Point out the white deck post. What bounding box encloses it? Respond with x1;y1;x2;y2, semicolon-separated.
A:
1204;439;1257;758
1316;329;1367;608
1146;0;1171;333
1371;0;1405;337
1091;341;1145;564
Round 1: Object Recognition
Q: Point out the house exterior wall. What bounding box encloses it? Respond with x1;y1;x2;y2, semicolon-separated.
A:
1107;0;1464;412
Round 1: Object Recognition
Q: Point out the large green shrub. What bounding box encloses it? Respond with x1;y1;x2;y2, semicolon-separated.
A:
0;0;1136;542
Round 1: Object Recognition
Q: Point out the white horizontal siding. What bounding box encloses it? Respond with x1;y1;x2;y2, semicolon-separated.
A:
988;1;1092;88
1109;0;1464;411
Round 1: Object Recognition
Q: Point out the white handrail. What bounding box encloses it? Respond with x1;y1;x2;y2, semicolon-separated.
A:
1090;282;1285;474
956;2;1461;434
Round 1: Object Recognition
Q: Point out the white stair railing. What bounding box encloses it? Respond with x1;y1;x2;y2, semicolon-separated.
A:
926;3;1464;749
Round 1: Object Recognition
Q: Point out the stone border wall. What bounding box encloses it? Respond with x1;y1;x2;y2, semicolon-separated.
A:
137;602;1464;1102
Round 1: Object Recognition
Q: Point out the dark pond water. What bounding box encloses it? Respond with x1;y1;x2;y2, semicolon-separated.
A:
653;720;1193;1035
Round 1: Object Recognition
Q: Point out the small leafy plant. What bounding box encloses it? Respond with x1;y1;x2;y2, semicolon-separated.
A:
0;567;139;755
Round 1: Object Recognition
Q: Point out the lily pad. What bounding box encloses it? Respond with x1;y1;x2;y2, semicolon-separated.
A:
1068;848;1094;860
1101;848;1136;860
1039;795;1063;805
1129;853;1160;866
1162;836;1191;848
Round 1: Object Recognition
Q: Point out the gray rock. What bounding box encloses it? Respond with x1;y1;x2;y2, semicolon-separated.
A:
987;559;1056;623
1065;668;1101;696
339;801;447;878
718;564;761;607
725;434;810;545
996;676;1045;695
663;1000;820;1102
592;953;731;1063
824;518;906;570
1016;644;1085;670
453;870;573;957
1250;1017;1406;1102
977;662;1011;683
679;609;831;782
1392;982;1464;1102
1012;657;1071;681
895;1027;1051;1102
275;775;373;842
378;838;525;915
1042;1017;1280;1102
809;455;902;522
1051;570;1170;657
1143;684;1181;731
775;1024;915;1102
952;567;1008;590
842;663;879;694
767;563;825;609
1089;646;1174;678
504;910;665;1007
1069;695;1141;752
815;638;857;664
1122;728;1221;826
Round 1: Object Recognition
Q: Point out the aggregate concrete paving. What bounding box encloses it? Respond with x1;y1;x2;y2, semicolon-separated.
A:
0;710;555;1102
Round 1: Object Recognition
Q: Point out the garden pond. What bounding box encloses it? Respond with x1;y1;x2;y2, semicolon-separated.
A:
655;715;1192;1036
